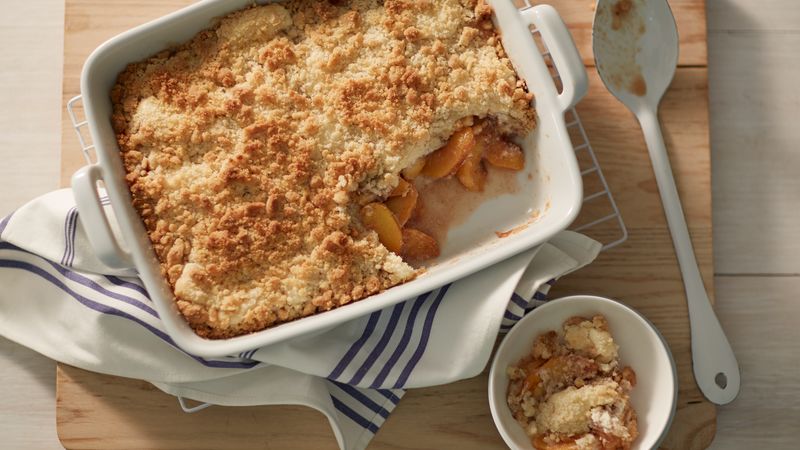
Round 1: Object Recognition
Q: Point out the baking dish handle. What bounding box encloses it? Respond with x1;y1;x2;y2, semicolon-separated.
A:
520;5;588;112
71;165;135;269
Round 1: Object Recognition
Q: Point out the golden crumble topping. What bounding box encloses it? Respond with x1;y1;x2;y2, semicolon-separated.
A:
111;0;536;338
507;316;638;449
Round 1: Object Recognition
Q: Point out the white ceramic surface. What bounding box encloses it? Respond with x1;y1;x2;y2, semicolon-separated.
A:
488;295;677;450
593;0;740;405
71;0;586;357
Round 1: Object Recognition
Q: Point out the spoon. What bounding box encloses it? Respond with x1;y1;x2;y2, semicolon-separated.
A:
592;0;740;405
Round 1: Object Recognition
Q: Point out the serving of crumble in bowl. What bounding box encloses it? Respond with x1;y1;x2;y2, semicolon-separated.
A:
488;295;677;450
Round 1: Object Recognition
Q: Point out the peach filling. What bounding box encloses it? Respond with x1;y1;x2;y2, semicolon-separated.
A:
361;119;526;263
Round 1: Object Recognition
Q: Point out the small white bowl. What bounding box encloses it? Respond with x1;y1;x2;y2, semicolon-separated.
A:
488;295;677;450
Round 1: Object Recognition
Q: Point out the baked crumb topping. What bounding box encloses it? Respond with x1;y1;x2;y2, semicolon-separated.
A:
507;316;638;449
111;0;536;338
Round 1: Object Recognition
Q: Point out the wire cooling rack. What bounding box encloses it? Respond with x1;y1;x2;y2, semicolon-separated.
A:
563;107;628;250
66;96;95;166
519;0;628;251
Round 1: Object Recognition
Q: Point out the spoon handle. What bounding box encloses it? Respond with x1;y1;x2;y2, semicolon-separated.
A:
637;108;740;405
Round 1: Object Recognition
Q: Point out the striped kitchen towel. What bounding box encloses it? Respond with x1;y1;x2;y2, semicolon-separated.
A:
0;189;600;450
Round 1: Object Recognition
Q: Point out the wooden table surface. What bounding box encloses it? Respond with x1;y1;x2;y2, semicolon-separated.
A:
55;0;714;449
1;0;799;449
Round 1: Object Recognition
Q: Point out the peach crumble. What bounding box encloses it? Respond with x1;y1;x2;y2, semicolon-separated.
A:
507;316;638;450
111;0;536;338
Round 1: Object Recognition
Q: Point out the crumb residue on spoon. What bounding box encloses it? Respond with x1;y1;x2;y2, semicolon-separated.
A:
611;0;634;30
595;0;647;97
629;73;647;96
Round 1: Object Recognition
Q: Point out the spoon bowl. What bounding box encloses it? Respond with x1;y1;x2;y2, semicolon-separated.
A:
593;0;678;111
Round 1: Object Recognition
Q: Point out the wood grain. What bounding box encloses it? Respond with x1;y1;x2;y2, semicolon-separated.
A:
0;4;65;448
707;0;800;276
707;0;800;31
57;365;340;450
706;1;800;446
0;1;63;215
0;338;60;450
56;0;715;449
711;276;800;450
708;30;800;275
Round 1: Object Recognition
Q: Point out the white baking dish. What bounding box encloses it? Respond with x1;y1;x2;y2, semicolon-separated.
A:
71;0;586;357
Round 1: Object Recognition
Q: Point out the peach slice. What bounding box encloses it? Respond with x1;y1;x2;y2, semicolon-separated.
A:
456;139;488;192
421;127;475;178
532;434;580;450
361;203;403;254
622;366;637;387
401;228;440;261
402;158;427;180
410;194;425;222
389;178;412;197
484;138;525;170
521;358;546;393
385;184;418;226
523;371;542;395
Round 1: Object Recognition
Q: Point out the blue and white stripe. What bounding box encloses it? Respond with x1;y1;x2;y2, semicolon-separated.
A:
0;241;258;369
321;286;453;437
60;196;110;267
237;348;259;361
0;211;15;239
327;285;449;389
60;206;78;266
499;279;555;332
327;380;404;437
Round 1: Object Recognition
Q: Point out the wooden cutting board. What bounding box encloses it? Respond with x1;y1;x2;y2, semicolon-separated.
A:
57;1;715;448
